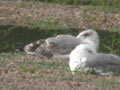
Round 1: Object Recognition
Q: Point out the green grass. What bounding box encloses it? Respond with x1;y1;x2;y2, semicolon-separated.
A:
24;0;120;9
1;25;120;55
0;25;80;52
15;0;120;12
1;52;120;89
0;1;120;90
17;60;68;73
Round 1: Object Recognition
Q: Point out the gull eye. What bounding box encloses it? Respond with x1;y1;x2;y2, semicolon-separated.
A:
83;33;90;37
87;49;93;53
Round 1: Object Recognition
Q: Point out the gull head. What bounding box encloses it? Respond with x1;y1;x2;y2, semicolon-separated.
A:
77;29;100;49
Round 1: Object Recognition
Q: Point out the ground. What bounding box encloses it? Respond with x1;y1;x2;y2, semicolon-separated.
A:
0;1;120;30
1;53;120;90
0;1;120;90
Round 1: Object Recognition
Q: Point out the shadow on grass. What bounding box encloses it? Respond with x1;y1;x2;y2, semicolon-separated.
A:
0;25;79;52
0;25;120;55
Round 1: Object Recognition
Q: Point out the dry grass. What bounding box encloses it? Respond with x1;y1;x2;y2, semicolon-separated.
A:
0;1;120;30
0;53;120;90
0;1;120;90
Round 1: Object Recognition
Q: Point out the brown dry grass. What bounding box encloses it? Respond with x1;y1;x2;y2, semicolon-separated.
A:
0;53;120;90
0;1;120;30
0;1;120;90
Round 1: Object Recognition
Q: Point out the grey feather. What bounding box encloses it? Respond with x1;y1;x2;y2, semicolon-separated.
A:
24;34;81;59
85;53;120;75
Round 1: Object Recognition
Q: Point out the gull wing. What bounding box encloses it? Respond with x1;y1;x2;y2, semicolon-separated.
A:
85;53;120;75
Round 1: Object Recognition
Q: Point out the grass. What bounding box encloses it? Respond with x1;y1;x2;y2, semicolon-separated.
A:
0;25;120;55
17;60;68;73
0;1;120;89
24;0;120;10
1;1;119;32
0;25;80;52
27;18;64;29
102;33;120;54
1;53;120;90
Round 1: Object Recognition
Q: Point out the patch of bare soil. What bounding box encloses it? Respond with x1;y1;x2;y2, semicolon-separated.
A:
0;53;120;90
0;1;120;30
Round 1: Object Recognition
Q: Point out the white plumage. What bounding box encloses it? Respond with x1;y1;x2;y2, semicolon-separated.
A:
69;29;120;76
69;29;99;74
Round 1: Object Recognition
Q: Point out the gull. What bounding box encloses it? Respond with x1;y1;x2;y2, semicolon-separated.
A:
23;33;82;59
84;53;120;76
69;29;120;76
69;29;99;74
